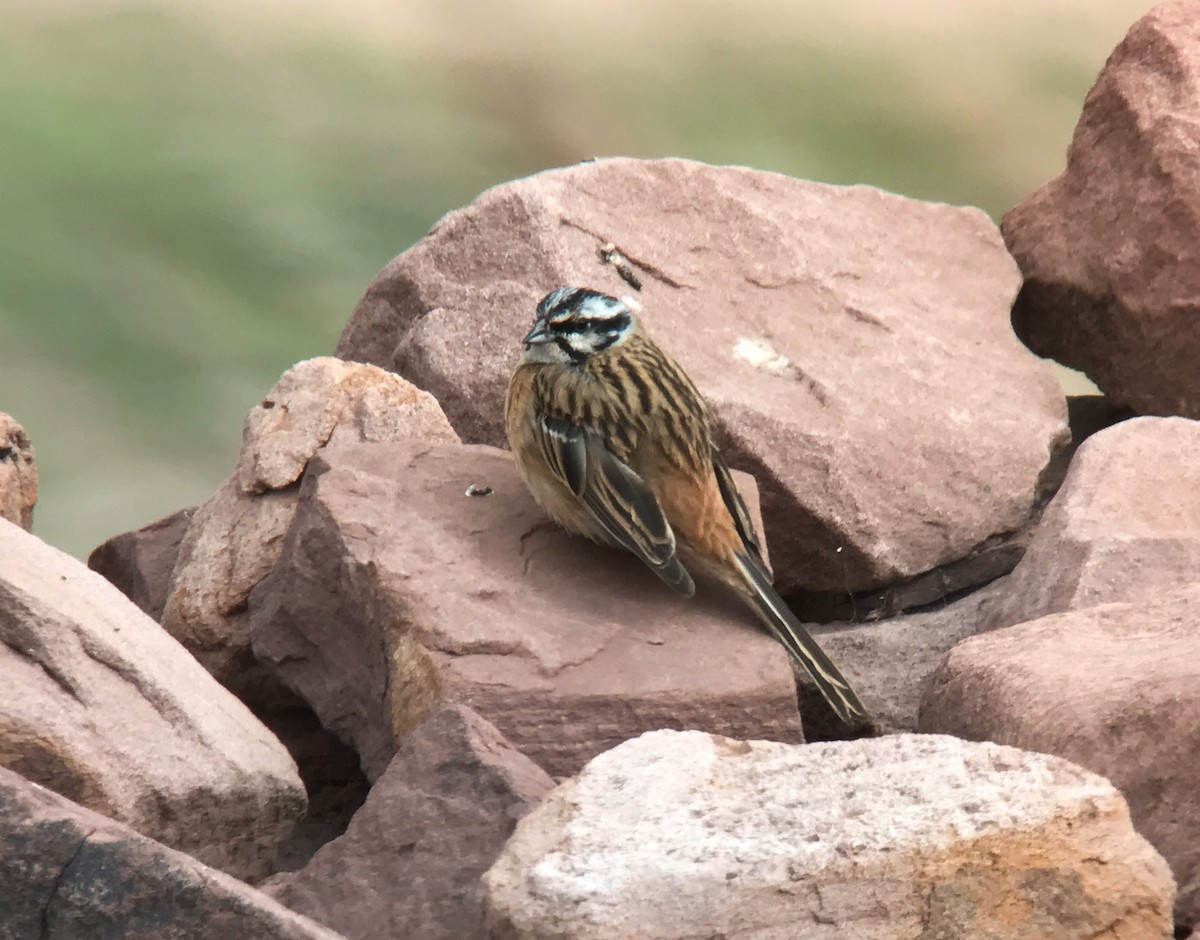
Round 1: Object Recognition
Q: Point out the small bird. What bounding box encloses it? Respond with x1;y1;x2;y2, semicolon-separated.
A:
505;286;867;725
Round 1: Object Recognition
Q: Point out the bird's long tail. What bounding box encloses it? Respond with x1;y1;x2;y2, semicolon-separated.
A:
734;552;868;726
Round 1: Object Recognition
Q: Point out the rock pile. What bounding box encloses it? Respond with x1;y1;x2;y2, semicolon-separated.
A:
3;3;1200;936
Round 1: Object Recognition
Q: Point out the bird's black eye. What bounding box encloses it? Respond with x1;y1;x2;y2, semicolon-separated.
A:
552;319;587;334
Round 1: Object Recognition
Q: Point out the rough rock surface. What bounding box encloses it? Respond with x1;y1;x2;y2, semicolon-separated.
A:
786;394;1133;624
250;440;804;781
235;355;460;494
484;730;1173;939
264;706;553;940
981;416;1200;631
88;506;195;621
0;412;37;531
921;582;1200;926
164;479;297;691
1003;2;1200;417
162;356;459;691
0;518;305;881
0;766;345;940
337;157;1067;594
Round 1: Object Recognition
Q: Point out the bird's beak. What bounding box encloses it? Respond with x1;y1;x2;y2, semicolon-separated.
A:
522;320;551;347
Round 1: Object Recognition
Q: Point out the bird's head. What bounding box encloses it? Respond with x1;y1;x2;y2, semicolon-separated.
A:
521;287;638;364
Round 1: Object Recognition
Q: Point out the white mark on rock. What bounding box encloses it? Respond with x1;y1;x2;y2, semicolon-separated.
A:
733;337;793;376
732;337;830;406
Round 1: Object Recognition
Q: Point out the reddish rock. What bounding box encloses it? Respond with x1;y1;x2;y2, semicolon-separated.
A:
337;157;1066;594
0;412;37;531
921;583;1200;925
250;440;805;781
1003;2;1200;417
162;357;459;692
263;706;553;939
0;519;305;881
787;394;1137;624
981;416;1200;631
87;507;195;621
0;766;345;940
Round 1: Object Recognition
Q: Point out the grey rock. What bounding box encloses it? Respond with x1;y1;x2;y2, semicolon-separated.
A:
0;766;345;940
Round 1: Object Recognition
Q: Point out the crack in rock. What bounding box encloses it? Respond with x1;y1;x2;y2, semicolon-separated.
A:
40;828;96;939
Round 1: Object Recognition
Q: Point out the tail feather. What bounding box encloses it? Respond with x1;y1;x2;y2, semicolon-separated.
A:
734;553;868;725
656;554;697;599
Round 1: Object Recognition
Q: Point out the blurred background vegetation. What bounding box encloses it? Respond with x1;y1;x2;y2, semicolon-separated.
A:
1;0;1149;558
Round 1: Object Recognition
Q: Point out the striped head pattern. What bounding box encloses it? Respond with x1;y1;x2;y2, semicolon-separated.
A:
521;287;637;365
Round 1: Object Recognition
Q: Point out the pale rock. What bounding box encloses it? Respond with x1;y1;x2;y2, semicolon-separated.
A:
161;356;458;692
0;519;305;881
162;480;296;687
484;730;1174;939
236;355;458;495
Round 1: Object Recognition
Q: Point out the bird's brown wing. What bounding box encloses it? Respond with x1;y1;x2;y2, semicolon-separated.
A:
535;416;695;597
710;445;764;562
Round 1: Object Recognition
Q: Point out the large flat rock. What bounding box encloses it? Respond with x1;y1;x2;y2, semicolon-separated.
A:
250;440;805;781
337;157;1066;594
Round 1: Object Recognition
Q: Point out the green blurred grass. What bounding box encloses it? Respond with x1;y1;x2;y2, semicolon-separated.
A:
0;3;1136;556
